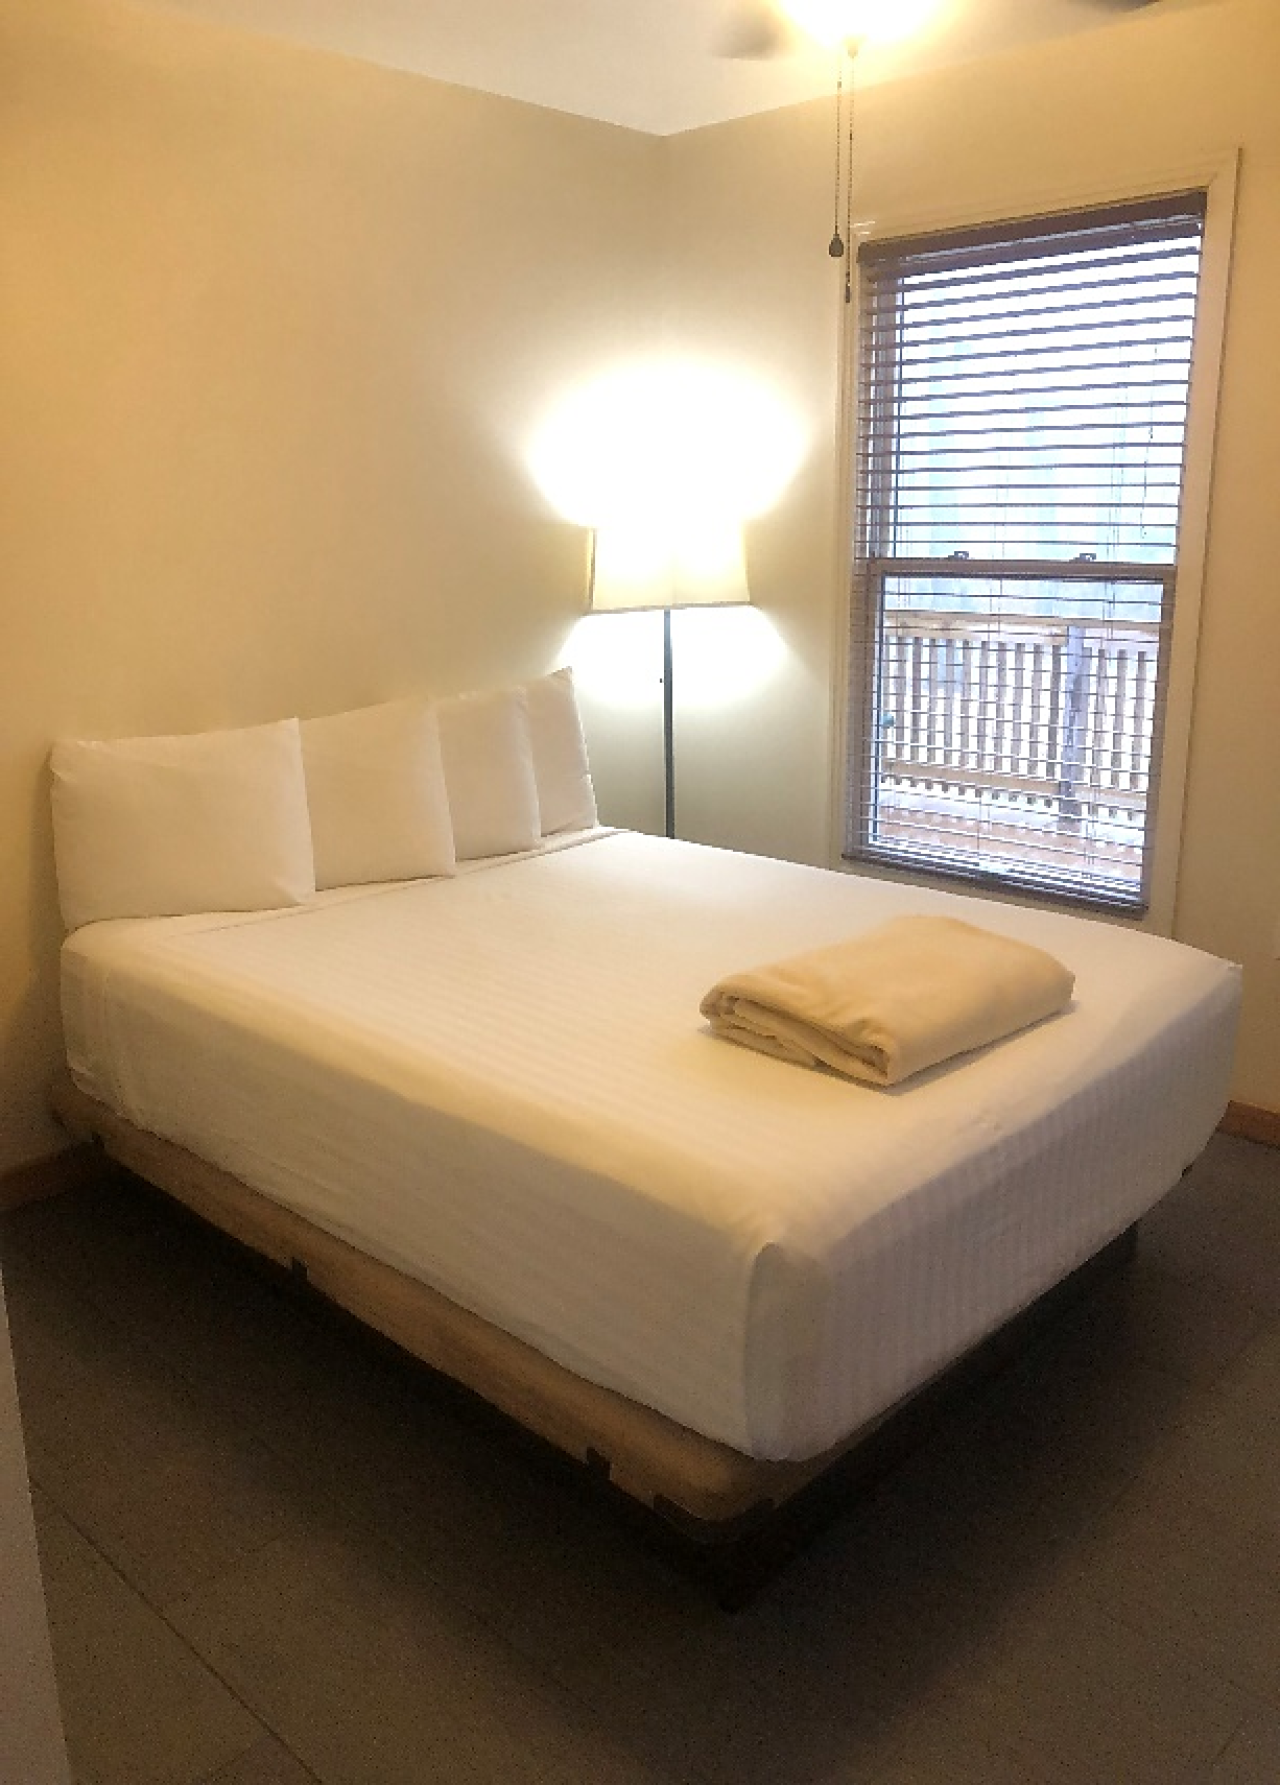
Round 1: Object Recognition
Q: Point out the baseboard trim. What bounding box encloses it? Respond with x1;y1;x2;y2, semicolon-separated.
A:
0;1144;102;1214
1219;1101;1280;1149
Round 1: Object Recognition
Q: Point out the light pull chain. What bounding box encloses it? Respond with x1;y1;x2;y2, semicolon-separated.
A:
828;58;846;262
827;48;858;303
843;49;857;303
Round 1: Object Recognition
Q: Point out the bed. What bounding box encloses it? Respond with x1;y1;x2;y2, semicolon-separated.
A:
44;684;1242;1592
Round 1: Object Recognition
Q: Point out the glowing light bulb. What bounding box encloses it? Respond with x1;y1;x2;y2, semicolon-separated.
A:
781;0;942;49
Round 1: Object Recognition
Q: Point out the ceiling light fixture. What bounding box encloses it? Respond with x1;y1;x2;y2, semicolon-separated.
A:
780;0;941;50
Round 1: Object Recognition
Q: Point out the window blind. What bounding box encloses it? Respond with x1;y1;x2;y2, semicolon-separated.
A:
847;194;1206;912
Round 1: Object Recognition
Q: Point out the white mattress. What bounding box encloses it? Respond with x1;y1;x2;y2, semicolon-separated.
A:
61;830;1240;1461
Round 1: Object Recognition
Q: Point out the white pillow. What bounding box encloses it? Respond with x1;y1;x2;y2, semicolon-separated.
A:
524;668;598;835
51;718;316;931
434;686;542;860
300;699;456;889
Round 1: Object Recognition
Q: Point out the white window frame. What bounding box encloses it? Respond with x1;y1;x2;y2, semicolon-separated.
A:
828;152;1238;934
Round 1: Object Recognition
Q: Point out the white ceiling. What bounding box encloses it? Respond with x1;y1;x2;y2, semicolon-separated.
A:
138;0;1209;136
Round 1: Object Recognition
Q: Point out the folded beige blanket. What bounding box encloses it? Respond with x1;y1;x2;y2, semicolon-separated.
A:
700;915;1074;1086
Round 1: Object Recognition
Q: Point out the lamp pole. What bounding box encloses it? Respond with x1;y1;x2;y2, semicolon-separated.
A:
662;607;676;840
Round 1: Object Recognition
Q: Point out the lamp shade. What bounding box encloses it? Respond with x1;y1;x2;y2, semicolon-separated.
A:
589;520;751;614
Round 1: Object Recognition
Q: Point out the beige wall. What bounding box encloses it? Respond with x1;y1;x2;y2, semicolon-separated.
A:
649;98;846;868
0;0;663;1170
659;0;1280;1111
2;0;1278;1176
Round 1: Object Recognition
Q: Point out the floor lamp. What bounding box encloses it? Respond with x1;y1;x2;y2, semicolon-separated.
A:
589;523;751;841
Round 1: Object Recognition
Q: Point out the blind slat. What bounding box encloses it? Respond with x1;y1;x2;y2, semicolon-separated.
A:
874;378;1194;403
857;191;1205;273
862;267;1202;321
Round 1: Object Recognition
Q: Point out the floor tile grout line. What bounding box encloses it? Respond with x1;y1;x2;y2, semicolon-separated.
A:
9;1228;678;1760
157;1521;702;1785
1185;1708;1260;1783
189;1739;325;1785
32;1483;323;1785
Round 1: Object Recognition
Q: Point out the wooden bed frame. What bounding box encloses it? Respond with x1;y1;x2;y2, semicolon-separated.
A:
50;1069;1140;1602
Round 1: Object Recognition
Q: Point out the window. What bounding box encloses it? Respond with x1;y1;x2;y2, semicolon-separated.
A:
845;194;1208;913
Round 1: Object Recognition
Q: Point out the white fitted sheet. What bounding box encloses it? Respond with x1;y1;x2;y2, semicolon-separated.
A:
61;831;1240;1460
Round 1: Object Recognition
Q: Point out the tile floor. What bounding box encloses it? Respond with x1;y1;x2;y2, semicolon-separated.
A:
2;1133;1279;1785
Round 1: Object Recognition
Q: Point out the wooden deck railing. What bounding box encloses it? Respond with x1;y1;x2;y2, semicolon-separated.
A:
876;609;1162;824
